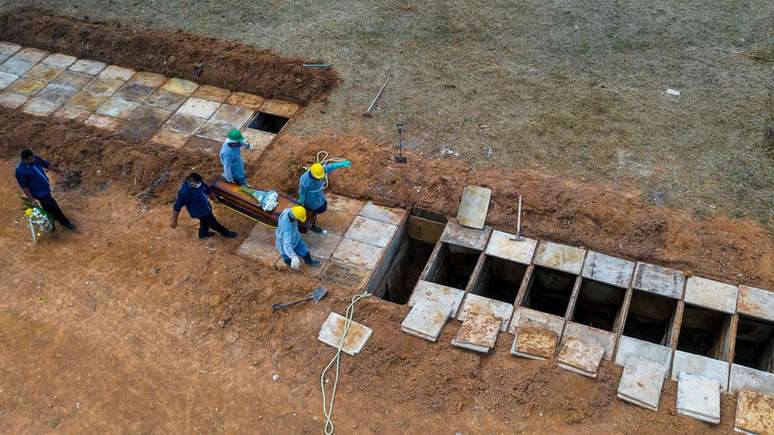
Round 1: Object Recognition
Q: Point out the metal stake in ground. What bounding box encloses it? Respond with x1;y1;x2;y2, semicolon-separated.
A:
510;194;523;241
362;77;391;118
395;122;407;163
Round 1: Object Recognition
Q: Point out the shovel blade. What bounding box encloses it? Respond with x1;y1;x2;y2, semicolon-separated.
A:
311;287;328;303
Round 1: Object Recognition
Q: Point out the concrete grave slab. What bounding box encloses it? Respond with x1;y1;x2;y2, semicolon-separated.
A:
617;356;668;411
401;298;453;342
671;350;729;392
196;120;235;142
69;59;106;76
83;78;123;97
98;65;135;82
407;280;466;317
8;78;46;96
735;389;774;435
186;136;222;155
84;113;121;131
737;285;774;322
236;224;281;268
0;92;29;109
558;337;605;378
118;105;172;140
452;313;501;353
344;216;398;248
21;97;60;117
23;63;63;83
582;251;636;288
533;241;586;275
729;364;774;396
130;72;167;87
331;237;385;270
210;103;254;126
511;326;559;360
0;42;21;62
632;262;685;299
615;335;673;371
304;230;342;261
260;98;299;118
457;293;513;332
161;77;198;95
114;72;166;102
144;89;188;112
485;230;537;265
53;106;90;123
240;127;275;156
358;201;406;226
0;71;18;89
317;194;364;236
151;128;189;149
36;83;79;106
51;71;92;90
676;372;721;424
96;96;140;119
67;90;109;112
685;276;738;314
508;306;565;336
320;261;371;290
562;321;616;361
318;312;373;356
193;85;231;103
176;97;220;119
227;92;265;110
13;48;48;63
440;219;491;251
163;113;205;136
0;58;36;76
457;185;491;229
41;53;77;69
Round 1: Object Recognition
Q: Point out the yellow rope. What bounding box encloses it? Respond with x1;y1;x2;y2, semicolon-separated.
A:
217;203;277;229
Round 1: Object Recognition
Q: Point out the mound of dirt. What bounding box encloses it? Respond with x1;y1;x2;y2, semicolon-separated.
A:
0;7;339;105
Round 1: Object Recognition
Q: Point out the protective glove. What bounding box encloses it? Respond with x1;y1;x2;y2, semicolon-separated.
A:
328;160;352;171
290;255;301;270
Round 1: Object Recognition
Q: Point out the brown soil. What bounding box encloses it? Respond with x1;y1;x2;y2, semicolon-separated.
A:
0;7;339;105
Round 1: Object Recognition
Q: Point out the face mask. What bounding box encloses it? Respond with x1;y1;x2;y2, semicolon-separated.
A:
189;181;202;188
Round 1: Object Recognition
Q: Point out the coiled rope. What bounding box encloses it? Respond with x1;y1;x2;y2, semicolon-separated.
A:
302;151;346;190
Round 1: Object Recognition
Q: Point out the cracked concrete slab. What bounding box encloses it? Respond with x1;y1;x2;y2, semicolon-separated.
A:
684;276;738;314
582;251;636;288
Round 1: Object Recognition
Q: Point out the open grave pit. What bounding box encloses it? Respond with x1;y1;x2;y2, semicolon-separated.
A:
423;242;481;292
677;304;734;362
521;266;577;318
468;255;527;304
570;278;626;332
622;289;678;346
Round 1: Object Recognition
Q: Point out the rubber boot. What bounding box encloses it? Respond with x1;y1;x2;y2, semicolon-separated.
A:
303;253;321;267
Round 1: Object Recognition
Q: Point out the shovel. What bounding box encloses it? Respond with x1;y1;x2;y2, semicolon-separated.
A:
272;287;328;311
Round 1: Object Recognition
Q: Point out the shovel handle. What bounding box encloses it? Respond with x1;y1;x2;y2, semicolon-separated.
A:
272;297;312;311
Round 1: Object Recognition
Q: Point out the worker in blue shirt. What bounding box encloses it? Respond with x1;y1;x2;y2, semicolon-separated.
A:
275;205;320;270
298;160;352;233
15;149;75;230
170;172;237;239
219;129;253;185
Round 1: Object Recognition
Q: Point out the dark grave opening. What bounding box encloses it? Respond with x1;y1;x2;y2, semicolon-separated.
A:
248;112;288;133
426;242;480;290
677;305;732;360
733;316;774;372
571;279;625;332
623;289;677;345
522;266;576;317
470;256;527;304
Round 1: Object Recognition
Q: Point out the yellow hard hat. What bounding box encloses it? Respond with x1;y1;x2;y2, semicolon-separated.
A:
310;163;325;180
291;205;307;223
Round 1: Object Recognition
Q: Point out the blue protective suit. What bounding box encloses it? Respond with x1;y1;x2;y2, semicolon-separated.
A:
275;208;309;260
298;161;351;211
219;139;250;185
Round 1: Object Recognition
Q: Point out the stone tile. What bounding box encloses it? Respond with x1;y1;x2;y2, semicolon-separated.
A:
196;120;234;142
193;85;231;103
23;63;64;82
684;276;738;314
69;59;106;76
615;336;673;372
210;103;254;125
0;42;21;62
511;326;558;360
227;92;265;110
0;92;29;109
729;364;774;396
451;313;501;353
8;78;47;96
0;58;36;75
163;113;205;136
317;194;364;236
331;237;385;270
457;293;513;332
118;105;172;140
440;219;491;251
51;71;92;90
617;356;668;411
0;71;18;90
318;312;373;356
53;106;91;123
671;350;729;392
151;128;189;149
304;230;342;261
401;298;453;342
35;83;78;106
320;261;371;290
735;389;774;434
260;98;300;118
485;230;537;265
407;280;466;317
83;78;123;97
176;97;220;119
41;53;77;69
533;241;586;275
84;113;121;131
67;90;109;112
508;306;565;336
676;372;721;424
14;48;48;63
145;89;188;112
115;81;159;102
582;251;636;288
240;127;275;156
21;97;60;117
358;201;406;226
97;65;135;82
344;216;398;248
130;71;167;87
187;136;222;155
161;77;198;95
561;321;616;361
557;337;605;378
236;224;280;267
632;262;685;299
96;96;140;119
457;185;491;230
738;285;774;322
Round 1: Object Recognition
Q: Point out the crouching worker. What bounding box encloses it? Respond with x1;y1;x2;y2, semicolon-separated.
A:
275;205;321;270
171;172;237;239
